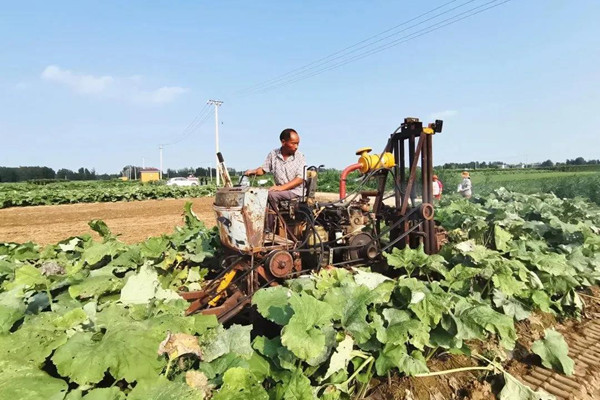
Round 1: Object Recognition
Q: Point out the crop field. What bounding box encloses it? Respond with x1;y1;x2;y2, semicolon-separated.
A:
436;169;600;203
2;189;600;399
1;167;598;210
0;180;216;209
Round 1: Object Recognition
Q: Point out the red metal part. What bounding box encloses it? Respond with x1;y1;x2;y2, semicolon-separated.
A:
339;163;362;199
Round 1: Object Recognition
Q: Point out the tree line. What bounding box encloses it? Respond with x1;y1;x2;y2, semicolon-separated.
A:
0;167;116;183
440;157;600;170
2;157;597;183
0;165;243;183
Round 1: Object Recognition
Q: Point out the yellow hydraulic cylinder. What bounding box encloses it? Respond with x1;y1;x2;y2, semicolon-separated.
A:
355;147;395;174
208;269;237;306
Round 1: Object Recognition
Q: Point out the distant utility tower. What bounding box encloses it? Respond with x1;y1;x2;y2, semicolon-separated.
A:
207;100;223;186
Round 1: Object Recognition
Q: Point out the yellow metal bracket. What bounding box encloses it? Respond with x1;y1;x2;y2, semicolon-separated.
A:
208;270;237;306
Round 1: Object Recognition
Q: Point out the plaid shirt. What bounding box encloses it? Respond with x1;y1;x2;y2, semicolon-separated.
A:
262;148;306;197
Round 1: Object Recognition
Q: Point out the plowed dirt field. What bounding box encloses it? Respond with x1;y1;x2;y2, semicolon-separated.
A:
0;197;217;245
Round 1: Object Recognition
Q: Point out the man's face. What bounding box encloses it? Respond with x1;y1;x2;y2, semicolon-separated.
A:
281;132;300;155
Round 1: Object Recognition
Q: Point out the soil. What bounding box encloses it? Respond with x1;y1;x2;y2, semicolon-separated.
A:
0;197;217;245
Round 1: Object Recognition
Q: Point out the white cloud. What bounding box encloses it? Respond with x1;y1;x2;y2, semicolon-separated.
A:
42;65;113;94
430;110;458;119
41;65;188;105
133;86;189;105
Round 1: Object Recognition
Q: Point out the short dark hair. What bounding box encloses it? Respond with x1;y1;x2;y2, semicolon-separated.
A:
280;128;297;141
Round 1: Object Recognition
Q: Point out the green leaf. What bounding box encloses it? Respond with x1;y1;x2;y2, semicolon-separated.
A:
119;264;179;305
531;329;574;375
4;264;48;291
428;314;464;350
202;324;253;362
530;254;573;277
396;281;449;327
353;269;392;290
530;290;553;313
212;367;269;400
140;236;170;259
0;288;27;333
280;369;315;400
58;237;82;252
375;343;428;376
384;245;429;271
183;201;206;230
128;377;204;400
323;281;391;343
88;220;114;240
0;312;69;367
199;353;249;384
499;373;555;400
322;335;354;381
53;308;88;330
454;241;500;264
454;299;517;350
252;335;282;360
385;316;430;350
493;290;530;321
81;241;119;267
69;267;124;300
494;225;513;252
186;237;214;264
0;363;68;400
83;387;126;400
247;352;271;382
252;286;293;325
51;318;165;385
281;293;334;361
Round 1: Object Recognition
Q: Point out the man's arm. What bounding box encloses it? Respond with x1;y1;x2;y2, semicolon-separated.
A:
271;152;306;192
270;177;303;192
244;167;265;176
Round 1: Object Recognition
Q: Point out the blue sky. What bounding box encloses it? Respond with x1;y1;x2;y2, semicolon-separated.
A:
1;0;599;174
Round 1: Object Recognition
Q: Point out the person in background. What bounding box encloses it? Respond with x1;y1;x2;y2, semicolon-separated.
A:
432;174;443;200
457;171;472;198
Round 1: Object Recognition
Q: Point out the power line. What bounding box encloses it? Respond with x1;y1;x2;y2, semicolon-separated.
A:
242;0;512;95
161;0;512;169
163;103;213;146
237;0;475;95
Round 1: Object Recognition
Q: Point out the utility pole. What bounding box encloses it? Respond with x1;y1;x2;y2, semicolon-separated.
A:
207;100;223;186
159;145;164;180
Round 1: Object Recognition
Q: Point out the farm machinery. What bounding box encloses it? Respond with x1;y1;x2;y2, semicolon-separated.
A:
181;117;447;322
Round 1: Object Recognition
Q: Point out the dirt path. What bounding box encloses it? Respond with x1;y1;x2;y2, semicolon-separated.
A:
0;197;217;245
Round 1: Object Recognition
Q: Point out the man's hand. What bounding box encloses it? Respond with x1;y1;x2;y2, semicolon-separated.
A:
269;185;283;192
245;167;264;176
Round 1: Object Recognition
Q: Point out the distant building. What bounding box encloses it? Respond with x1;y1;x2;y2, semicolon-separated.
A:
140;168;160;182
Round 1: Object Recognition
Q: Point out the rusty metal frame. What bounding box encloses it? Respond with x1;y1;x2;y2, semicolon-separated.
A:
372;119;439;254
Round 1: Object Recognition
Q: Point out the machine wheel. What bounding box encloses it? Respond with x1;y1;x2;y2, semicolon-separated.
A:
419;203;435;221
267;250;294;278
346;233;378;261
